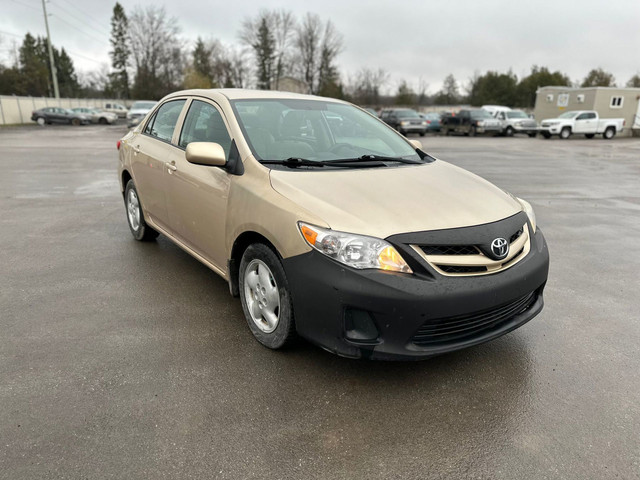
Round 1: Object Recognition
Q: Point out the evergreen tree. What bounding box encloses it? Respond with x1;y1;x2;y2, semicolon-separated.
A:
516;66;571;107
581;68;615;87
253;17;276;89
18;33;49;96
107;2;130;98
395;80;415;105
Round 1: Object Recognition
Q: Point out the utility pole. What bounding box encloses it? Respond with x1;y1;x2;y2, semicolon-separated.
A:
41;0;60;99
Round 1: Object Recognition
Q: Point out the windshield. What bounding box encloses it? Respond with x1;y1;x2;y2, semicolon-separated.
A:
558;111;579;119
231;99;422;165
395;110;420;118
131;101;156;110
471;110;493;119
506;111;528;119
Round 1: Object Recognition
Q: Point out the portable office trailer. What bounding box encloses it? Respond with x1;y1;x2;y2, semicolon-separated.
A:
534;86;640;137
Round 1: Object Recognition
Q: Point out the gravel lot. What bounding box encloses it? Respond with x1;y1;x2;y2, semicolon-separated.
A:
1;124;639;479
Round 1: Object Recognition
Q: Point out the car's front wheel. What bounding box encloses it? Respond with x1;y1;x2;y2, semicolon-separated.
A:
560;127;571;139
239;243;296;349
124;180;159;241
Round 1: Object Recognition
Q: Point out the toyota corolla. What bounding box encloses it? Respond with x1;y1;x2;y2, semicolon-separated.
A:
117;89;549;360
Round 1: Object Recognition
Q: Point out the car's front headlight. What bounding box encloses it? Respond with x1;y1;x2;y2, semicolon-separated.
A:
517;198;536;232
298;222;412;274
400;120;409;126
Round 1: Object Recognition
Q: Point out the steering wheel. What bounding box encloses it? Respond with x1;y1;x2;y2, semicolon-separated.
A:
328;143;354;155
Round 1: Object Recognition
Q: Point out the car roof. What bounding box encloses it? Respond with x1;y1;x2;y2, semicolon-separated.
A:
165;88;349;105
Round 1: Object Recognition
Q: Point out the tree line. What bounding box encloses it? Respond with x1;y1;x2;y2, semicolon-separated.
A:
1;2;639;107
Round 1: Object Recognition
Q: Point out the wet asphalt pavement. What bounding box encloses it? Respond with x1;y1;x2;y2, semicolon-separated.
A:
1;124;639;479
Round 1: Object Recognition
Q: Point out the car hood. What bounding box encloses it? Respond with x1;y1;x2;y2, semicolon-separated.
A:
269;160;522;239
541;117;566;123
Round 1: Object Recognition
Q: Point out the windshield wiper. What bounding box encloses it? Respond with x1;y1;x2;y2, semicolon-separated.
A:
260;157;395;169
326;154;423;165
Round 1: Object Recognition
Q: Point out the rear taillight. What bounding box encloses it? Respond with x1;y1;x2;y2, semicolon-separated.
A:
116;140;121;150
426;120;431;124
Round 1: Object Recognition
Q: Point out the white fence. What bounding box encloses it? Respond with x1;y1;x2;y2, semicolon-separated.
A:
0;95;135;125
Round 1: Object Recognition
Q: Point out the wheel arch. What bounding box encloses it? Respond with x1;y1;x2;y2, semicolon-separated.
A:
228;231;282;297
121;169;132;197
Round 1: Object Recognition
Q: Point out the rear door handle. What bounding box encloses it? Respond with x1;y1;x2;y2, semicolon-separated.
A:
166;161;177;173
133;145;140;154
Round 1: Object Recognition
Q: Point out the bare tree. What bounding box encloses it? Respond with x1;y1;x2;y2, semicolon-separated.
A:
347;68;389;105
128;5;185;99
240;9;295;89
293;13;343;94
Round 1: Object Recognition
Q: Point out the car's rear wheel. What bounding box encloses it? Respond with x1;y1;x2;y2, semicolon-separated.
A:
239;243;296;349
99;117;108;125
124;180;159;241
603;127;615;139
585;133;595;139
542;132;551;139
36;117;45;126
528;132;537;138
71;118;81;126
560;127;571;139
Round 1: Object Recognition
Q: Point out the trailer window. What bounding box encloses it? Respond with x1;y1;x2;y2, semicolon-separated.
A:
610;96;623;108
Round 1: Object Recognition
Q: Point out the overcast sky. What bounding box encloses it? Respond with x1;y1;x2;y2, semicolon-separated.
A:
1;0;639;94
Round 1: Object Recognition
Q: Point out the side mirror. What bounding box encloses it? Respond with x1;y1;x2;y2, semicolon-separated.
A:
185;142;226;167
409;139;423;150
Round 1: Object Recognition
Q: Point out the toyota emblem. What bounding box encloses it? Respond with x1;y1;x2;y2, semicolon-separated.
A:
491;238;509;259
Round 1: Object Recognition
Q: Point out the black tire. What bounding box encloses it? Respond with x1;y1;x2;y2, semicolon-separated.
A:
98;117;108;125
419;131;425;137
469;125;477;137
542;132;551;139
559;127;571;139
445;128;451;136
239;243;296;349
585;134;595;139
124;180;159;241
603;127;615;140
505;126;514;137
71;118;81;126
528;132;537;138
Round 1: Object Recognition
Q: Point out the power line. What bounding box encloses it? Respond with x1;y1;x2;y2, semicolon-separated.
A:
49;13;107;45
56;0;109;34
0;30;24;39
10;0;40;11
66;49;105;65
49;1;110;37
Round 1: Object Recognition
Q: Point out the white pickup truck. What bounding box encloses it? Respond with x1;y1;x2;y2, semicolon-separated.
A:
539;110;624;139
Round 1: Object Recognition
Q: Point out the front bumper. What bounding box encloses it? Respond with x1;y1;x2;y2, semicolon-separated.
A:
540;125;561;134
399;124;427;134
283;226;549;360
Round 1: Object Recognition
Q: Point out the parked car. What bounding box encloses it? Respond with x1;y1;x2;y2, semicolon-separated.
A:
117;89;549;360
419;112;441;132
70;107;119;125
539;111;625;139
363;107;378;116
441;109;502;136
31;107;90;126
482;105;511;117
380;108;427;136
494;109;538;137
104;102;128;118
126;101;158;128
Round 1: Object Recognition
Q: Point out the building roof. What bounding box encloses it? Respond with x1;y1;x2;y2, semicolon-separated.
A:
536;85;640;92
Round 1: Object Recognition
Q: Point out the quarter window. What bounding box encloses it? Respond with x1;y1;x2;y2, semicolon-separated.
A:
144;100;186;143
179;100;232;158
610;96;623;108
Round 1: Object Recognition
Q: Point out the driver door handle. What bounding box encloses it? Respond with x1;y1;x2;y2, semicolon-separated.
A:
166;161;177;173
133;145;140;154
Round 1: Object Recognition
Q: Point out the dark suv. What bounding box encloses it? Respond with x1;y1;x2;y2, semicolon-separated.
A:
380;109;427;136
441;109;502;136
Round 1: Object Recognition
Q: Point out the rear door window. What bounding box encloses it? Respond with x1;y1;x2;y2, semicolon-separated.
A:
144;100;185;143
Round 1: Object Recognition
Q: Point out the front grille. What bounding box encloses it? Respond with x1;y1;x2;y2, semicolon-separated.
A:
410;290;538;347
420;245;479;256
509;228;523;244
412;222;530;277
438;265;486;274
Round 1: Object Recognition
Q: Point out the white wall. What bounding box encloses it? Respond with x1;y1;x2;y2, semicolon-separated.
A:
0;96;134;125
